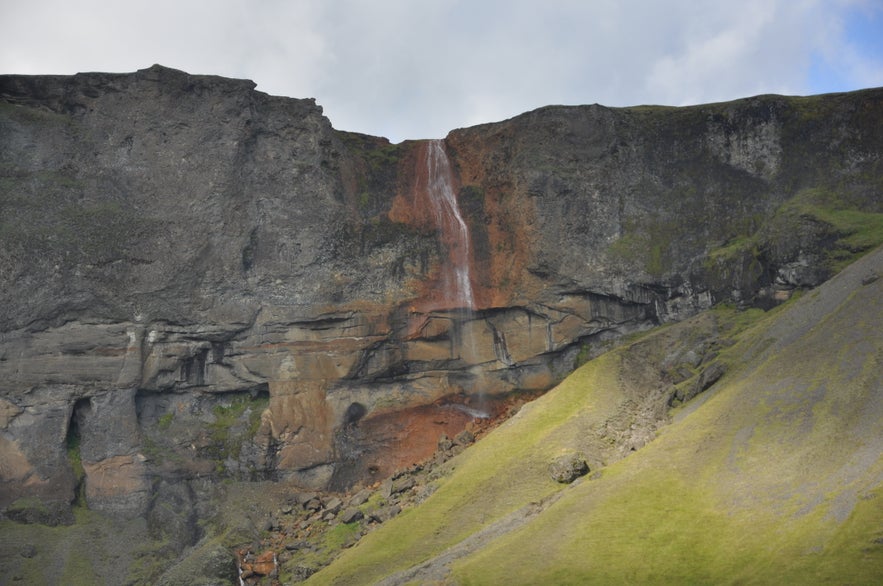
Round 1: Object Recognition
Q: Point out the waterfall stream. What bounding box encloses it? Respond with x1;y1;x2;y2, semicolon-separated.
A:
424;139;476;311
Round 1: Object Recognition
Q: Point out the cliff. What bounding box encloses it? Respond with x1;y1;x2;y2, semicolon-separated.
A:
1;65;881;534
312;240;883;586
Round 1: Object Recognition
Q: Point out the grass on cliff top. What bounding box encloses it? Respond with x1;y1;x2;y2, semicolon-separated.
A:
708;186;883;273
781;190;883;270
311;247;883;585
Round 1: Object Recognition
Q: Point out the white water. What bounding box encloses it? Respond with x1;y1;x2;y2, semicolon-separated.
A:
444;403;491;420
424;139;476;311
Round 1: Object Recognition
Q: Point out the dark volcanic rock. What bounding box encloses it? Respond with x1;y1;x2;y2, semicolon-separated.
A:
1;65;882;527
339;507;364;524
693;361;728;396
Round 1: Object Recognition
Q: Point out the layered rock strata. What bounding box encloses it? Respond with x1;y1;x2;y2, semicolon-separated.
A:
1;66;881;522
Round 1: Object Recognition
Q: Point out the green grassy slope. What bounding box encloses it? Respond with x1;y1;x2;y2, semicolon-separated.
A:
310;246;883;585
304;350;627;584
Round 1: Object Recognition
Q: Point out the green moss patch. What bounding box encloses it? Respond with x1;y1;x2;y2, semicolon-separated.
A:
0;509;156;585
206;394;269;474
776;188;883;270
705;186;883;292
608;218;680;277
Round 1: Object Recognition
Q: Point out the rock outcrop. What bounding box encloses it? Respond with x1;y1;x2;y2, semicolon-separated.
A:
1;65;881;527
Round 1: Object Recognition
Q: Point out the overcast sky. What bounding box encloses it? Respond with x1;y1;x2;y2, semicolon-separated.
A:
2;0;882;142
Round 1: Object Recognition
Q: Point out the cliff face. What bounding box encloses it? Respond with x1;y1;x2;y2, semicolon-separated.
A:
1;66;881;525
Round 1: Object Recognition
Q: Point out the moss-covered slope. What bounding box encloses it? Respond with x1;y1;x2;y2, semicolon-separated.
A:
309;245;883;585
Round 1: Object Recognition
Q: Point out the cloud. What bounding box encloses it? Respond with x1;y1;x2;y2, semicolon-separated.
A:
645;1;808;104
807;0;883;93
2;0;881;141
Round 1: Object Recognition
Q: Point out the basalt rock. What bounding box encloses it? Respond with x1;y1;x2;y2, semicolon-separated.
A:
549;453;590;484
1;66;882;526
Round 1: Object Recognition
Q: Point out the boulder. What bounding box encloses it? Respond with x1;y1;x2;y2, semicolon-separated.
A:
391;477;416;495
549;454;589;484
689;361;727;401
369;504;402;523
348;489;371;507
454;430;475;446
324;497;344;515
437;434;454;452
339;508;364;524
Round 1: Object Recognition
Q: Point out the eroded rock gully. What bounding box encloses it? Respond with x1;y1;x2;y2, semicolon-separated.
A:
1;66;881;539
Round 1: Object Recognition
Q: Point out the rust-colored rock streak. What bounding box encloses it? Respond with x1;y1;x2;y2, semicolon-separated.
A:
446;128;538;309
400;139;477;312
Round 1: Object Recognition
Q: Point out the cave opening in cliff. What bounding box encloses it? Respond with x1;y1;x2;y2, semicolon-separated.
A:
180;349;209;386
343;402;367;426
66;397;91;505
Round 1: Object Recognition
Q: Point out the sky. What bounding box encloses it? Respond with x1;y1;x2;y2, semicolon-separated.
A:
1;0;882;142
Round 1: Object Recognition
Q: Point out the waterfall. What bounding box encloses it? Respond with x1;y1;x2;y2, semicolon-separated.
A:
421;138;481;369
424;139;476;311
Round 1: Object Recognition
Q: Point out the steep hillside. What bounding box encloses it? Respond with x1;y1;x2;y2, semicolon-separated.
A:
310;245;883;585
